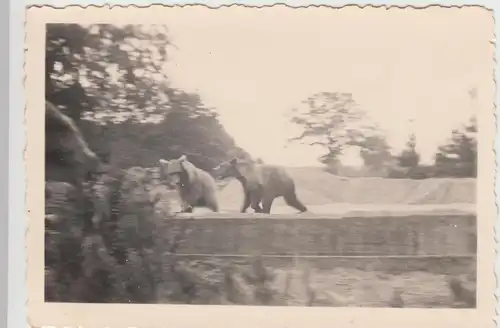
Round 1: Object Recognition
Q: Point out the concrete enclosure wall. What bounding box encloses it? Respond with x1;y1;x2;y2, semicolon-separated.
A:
173;214;476;256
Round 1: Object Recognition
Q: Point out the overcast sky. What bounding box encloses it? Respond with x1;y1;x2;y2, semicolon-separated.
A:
162;7;491;167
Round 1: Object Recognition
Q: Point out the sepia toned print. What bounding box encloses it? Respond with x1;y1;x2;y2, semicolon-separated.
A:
25;4;495;328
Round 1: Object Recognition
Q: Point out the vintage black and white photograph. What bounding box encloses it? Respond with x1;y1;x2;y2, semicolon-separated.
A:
26;4;496;328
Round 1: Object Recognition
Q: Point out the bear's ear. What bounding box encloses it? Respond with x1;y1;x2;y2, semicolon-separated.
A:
159;158;170;165
178;155;187;162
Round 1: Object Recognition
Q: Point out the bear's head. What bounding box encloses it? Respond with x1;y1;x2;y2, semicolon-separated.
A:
158;155;195;187
212;157;249;180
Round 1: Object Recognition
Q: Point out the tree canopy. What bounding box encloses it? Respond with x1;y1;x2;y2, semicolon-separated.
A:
46;24;172;122
46;23;248;171
288;91;477;178
434;117;477;178
44;23;251;303
288;92;386;168
397;133;420;169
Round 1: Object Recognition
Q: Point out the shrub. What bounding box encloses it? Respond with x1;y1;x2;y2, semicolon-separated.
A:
45;166;203;303
45;165;290;304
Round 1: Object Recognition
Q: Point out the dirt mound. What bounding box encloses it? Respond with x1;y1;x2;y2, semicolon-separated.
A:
143;166;475;213
215;167;475;210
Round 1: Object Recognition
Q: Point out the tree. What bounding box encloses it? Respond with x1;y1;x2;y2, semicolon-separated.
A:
45;101;102;183
358;135;394;176
46;24;174;124
387;133;431;179
397;133;420;169
288;92;384;168
44;24;252;304
46;24;250;170
434;116;477;178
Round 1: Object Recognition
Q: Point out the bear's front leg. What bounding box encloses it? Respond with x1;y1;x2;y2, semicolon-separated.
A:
240;190;251;213
177;199;193;213
250;192;263;213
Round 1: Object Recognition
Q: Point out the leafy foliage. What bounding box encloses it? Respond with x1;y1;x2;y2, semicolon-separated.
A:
434;117;477;178
47;23;248;171
44;23;251;303
387;133;427;179
46;24;173;123
358;135;394;176
397;133;420;169
46;167;214;303
288;92;384;167
289;91;477;179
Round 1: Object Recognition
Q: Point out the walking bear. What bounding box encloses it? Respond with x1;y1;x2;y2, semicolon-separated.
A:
213;157;308;214
159;155;219;213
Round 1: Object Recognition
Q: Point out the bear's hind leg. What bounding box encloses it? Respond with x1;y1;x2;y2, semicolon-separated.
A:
262;192;275;214
206;198;219;213
283;190;307;213
202;192;220;213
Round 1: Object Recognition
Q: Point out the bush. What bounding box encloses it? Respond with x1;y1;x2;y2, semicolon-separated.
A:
45;163;288;304
45;166;213;303
386;165;436;180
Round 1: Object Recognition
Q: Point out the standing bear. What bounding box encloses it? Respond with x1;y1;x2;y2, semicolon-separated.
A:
213;157;308;214
159;155;219;213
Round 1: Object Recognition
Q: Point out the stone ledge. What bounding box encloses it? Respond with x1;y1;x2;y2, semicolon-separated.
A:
172;214;476;256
